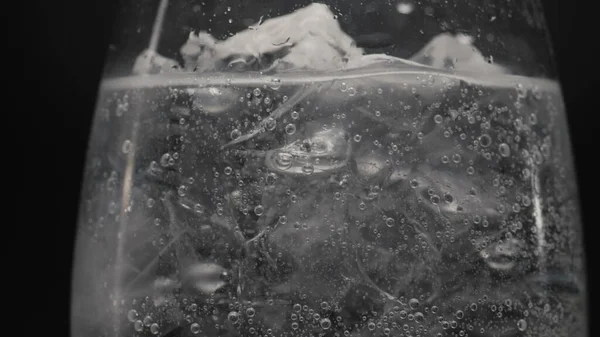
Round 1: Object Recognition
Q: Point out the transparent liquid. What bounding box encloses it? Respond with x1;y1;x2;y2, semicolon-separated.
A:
71;63;587;337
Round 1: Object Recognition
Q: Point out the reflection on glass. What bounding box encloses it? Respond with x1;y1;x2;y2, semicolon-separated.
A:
71;1;587;337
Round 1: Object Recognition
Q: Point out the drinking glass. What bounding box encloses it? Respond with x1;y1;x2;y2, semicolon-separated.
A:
70;1;588;336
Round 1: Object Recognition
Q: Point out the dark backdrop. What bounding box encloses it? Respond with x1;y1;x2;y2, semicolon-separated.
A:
26;0;596;336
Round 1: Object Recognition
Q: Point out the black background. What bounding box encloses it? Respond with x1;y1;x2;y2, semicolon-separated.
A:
25;0;596;335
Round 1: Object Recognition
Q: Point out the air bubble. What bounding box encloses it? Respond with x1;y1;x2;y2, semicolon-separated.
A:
228;311;240;323
269;78;282;90
285;124;296;135
386;218;396;227
409;298;420;309
253;88;262;97
410;179;419;188
517;319;527;331
434;114;443;123
246;307;256;317
354;134;362;142
302;163;314;174
230;129;242;140
274;152;293;170
479;134;492;147
121;140;132;154
291;111;299;119
320;318;332;329
499;143;511;157
265;117;277;131
127;309;138;322
190;322;201;334
254;205;264;216
150;323;159;335
368;322;376;330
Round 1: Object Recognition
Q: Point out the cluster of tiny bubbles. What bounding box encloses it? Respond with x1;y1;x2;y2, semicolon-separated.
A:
224;166;233;175
230;129;242;140
302;163;315;174
253;88;262;97
121;139;132;154
190;322;201;334
434;114;443;124
265;117;277;131
291;110;300;119
285;123;297;135
254;205;264;216
499;143;511;157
